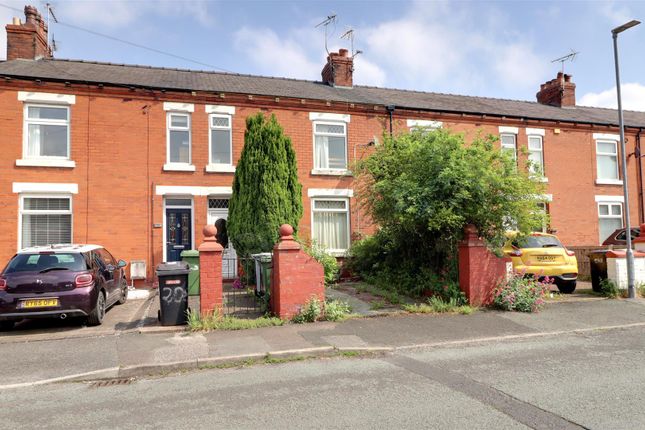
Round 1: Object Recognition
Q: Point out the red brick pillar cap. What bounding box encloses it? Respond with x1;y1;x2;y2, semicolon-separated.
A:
275;224;300;250
280;224;294;239
199;224;223;251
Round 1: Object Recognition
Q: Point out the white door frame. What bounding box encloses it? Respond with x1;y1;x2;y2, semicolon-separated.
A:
162;196;194;263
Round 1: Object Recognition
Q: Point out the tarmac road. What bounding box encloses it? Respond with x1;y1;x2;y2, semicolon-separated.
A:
3;324;644;429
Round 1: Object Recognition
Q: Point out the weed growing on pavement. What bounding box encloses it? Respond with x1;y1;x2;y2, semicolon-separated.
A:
599;278;619;298
292;297;352;323
324;299;353;321
491;273;550;312
187;309;284;331
370;300;386;310
403;297;474;315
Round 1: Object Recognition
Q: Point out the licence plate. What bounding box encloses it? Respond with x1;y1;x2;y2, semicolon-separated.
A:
536;255;557;262
20;298;60;309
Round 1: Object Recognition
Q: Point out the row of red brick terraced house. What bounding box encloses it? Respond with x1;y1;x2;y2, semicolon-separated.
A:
1;5;645;284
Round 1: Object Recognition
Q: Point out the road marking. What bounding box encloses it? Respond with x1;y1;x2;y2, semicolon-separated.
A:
385;355;587;430
395;321;645;351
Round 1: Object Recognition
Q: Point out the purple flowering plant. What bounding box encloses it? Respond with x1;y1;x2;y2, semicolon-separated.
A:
491;271;551;313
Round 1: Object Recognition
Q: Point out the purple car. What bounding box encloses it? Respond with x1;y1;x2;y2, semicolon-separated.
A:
0;245;128;330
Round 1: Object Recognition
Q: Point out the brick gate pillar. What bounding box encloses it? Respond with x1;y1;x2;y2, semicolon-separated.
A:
458;224;512;306
199;225;223;316
271;224;325;319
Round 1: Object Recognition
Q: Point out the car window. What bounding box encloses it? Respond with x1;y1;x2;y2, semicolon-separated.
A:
4;253;88;273
98;249;116;266
92;251;107;270
512;235;563;249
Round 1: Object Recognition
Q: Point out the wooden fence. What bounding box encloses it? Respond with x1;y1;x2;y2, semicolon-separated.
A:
569;245;625;280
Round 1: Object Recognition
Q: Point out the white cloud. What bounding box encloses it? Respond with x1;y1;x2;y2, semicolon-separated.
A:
579;83;645;112
353;56;386;87
598;0;632;25
233;27;321;80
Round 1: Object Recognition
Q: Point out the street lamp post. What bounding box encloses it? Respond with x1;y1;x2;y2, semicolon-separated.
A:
612;19;640;299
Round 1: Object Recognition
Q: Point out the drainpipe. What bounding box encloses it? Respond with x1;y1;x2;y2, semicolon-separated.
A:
637;128;644;224
386;105;395;136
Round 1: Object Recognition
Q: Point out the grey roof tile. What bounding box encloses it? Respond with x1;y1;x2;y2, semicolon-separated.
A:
1;58;644;128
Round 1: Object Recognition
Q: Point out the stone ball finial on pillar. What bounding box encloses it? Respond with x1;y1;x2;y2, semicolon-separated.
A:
203;224;217;240
279;224;294;239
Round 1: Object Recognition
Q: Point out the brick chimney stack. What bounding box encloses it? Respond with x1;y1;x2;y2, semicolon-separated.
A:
321;48;354;88
6;5;52;61
536;72;576;107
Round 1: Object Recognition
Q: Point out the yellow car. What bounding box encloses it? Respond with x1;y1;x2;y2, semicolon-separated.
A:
503;232;578;293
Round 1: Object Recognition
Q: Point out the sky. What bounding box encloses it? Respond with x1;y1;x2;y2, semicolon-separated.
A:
0;0;644;111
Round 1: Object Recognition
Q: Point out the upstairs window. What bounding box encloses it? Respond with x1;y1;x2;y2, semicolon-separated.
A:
528;135;544;177
167;113;191;164
596;140;619;181
24;105;70;159
500;133;517;162
209;114;232;166
314;122;347;170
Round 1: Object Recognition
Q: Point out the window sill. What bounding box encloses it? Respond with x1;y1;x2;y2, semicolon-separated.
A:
327;250;348;257
205;164;236;173
16;158;75;168
531;176;548;183
163;163;196;172
311;169;352;176
596;179;623;186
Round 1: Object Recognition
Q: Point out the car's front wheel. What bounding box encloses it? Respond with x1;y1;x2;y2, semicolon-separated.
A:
117;279;128;305
556;280;577;294
87;291;106;326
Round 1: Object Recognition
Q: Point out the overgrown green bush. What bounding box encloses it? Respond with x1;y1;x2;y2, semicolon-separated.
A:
348;128;545;297
491;273;550;312
301;240;339;285
324;299;352;322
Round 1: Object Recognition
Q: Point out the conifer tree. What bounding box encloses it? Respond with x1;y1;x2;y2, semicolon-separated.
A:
228;113;303;257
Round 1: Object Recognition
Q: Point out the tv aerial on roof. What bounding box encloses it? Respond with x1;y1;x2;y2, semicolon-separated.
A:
340;28;363;58
43;2;59;53
315;13;337;55
551;49;579;74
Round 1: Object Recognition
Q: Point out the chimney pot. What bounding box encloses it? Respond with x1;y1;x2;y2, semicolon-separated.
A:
536;72;576;107
321;49;354;88
5;5;52;60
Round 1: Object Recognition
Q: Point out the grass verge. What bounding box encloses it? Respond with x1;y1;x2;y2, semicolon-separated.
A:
403;297;474;315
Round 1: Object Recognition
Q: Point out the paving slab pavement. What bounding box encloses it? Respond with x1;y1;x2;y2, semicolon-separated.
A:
2;297;645;389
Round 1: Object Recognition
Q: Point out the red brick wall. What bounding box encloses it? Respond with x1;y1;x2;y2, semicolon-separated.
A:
0;81;642;282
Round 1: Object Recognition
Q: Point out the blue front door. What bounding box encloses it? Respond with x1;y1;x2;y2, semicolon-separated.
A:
166;208;192;262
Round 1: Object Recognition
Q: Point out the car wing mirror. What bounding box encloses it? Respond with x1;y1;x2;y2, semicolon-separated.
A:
117;260;128;268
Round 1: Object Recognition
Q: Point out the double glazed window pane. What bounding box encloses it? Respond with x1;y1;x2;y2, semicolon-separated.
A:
500;134;516;160
169;130;190;163
210;115;231;165
21;197;72;248
313;211;348;250
28;124;68;157
314;123;347;169
597;141;618;179
528;137;543;175
26;106;69;158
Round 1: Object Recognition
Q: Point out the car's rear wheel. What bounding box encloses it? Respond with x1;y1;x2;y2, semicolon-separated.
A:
556;280;577;294
117;279;128;305
0;321;15;331
87;291;106;326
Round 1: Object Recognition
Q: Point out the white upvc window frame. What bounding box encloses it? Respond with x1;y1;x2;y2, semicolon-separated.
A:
18;194;73;250
20;103;74;168
500;133;517;162
312;120;349;175
164;112;194;171
206;113;234;173
311;197;351;256
597;201;624;244
534;202;548;233
595;139;621;184
527;134;546;180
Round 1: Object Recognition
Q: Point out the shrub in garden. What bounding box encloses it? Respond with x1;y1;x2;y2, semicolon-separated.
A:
292;297;352;323
301;240;339;285
349;128;545;297
491;273;551;312
228;113;303;257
